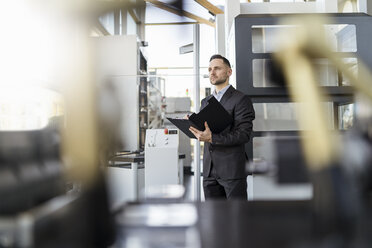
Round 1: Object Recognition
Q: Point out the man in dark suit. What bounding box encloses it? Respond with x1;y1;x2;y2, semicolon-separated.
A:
189;54;255;200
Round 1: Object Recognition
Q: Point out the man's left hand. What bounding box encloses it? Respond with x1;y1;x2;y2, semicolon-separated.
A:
189;122;212;143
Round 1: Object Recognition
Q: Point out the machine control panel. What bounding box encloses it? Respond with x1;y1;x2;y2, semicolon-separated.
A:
168;130;178;135
145;129;182;188
146;129;179;148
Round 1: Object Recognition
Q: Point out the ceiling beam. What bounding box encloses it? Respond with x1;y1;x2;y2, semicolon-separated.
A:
194;0;224;15
128;9;141;24
93;20;110;36
145;0;215;27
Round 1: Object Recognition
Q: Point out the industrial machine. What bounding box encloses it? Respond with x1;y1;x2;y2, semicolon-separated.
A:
93;35;163;152
164;97;192;170
106;128;185;207
144;129;184;193
147;74;165;130
107;154;145;209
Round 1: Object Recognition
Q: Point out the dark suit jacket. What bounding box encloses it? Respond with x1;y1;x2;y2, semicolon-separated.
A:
202;85;255;180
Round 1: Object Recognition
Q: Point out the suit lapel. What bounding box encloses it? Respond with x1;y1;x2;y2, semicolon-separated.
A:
206;94;214;101
219;85;235;107
202;94;214;109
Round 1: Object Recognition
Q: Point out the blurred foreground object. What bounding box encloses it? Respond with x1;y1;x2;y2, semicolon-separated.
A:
0;128;63;215
270;14;372;246
274;14;372;170
0;125;113;247
0;0;153;247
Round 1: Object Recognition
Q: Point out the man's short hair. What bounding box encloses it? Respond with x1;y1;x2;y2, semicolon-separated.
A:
209;54;231;68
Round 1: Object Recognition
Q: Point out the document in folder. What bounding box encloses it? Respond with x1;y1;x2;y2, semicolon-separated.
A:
167;97;233;139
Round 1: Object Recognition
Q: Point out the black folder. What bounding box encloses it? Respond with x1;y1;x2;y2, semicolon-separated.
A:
167;97;233;139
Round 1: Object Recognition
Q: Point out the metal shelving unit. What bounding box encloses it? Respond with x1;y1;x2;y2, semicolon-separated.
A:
231;13;372;162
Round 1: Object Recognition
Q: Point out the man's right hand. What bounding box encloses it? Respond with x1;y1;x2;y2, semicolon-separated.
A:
189;122;212;143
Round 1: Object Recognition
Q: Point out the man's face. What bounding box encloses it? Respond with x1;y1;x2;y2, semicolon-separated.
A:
208;58;232;86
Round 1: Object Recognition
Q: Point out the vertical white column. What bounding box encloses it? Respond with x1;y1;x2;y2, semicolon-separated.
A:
358;0;368;13
121;10;128;35
114;10;120;35
137;6;146;41
193;24;201;201
225;0;240;48
363;0;372;14
215;13;226;56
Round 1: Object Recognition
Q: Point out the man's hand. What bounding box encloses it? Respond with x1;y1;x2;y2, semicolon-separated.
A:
189;122;212;143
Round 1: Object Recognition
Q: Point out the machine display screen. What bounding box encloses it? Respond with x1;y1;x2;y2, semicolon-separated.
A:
168;130;178;135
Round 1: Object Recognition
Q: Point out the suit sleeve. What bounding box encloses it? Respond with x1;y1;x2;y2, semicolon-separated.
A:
211;95;255;146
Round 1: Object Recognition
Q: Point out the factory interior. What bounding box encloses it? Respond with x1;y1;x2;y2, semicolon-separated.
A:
1;0;372;247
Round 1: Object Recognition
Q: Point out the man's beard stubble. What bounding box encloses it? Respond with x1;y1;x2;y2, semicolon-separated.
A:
210;76;228;86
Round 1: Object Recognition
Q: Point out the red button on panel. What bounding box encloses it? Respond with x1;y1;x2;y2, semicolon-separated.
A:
164;128;168;134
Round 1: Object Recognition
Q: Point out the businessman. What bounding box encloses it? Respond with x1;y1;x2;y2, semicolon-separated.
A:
189;54;255;200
